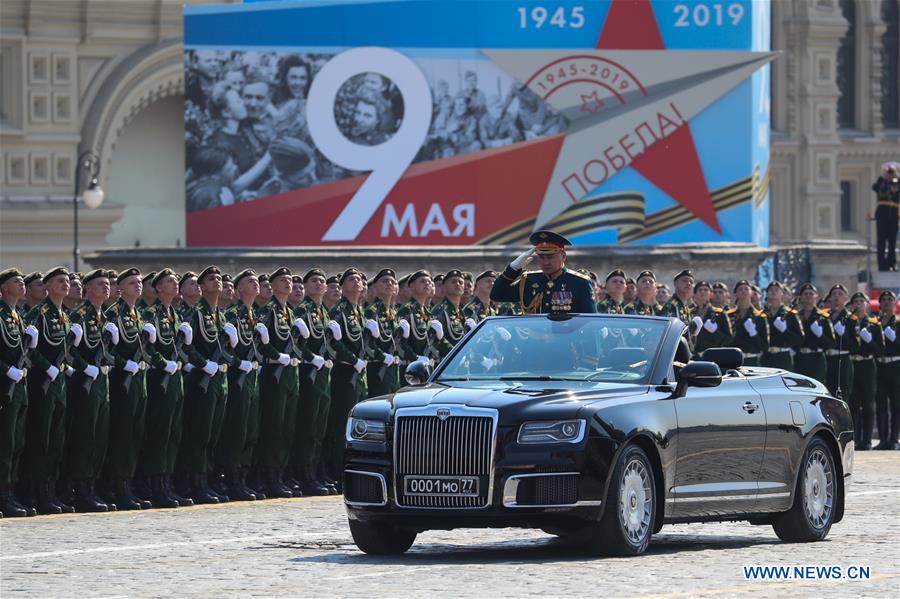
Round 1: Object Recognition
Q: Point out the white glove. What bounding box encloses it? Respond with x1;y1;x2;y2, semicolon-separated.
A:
600;327;609;339
311;355;326;370
497;326;512;341
834;321;845;337
104;322;119;345
178;322;193;345
810;320;824;338
293;318;310;339
692;316;703;332
773;317;787;333
70;323;83;347
6;366;24;383
24;325;38;348
510;248;535;270
46;365;60;381
885;327;897;342
142;323;157;344
163;360;178;375
123;360;140;375
703;319;718;333
382;353;396;366
465;318;477;331
84;364;100;380
255;323;270;344
183;363;194;373
327;320;342;341
480;356;495;370
223;322;238;347
430;320;444;340
354;358;367;373
218;363;227;373
65;366;75;377
238;359;253;373
324;359;333;369
398;319;411;338
277;353;291;366
743;319;758;337
365;319;380;338
859;328;873;344
202;360;218;376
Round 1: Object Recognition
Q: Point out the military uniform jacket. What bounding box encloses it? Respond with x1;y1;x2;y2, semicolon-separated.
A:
661;295;695;323
431;298;467;357
141;300;186;368
0;300;28;387
463;296;496;321
597;296;626;315
624;299;663;316
26;298;72;374
726;305;769;355
329;297;381;366
105;298;149;370
828;309;861;354
295;298;333;362
256;297;298;363
796;308;836;352
181;298;229;368
765;304;805;350
364;298;402;360
850;314;884;359
692;304;733;355
881;314;900;357
222;302;263;366
495;302;521;316
397;299;440;362
491;266;597;314
69;301;112;373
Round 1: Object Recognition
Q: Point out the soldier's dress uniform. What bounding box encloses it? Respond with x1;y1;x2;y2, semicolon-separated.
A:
0;275;33;517
661;294;695;324
596;296;627;314
794;304;836;384
624;298;663;316
872;172;899;271
726;305;770;367
692;302;733;357
825;305;859;403
847;300;884;450
876;292;900;449
365;294;403;398
23;269;75;514
397;291;442;367
463;295;497;323
761;304;805;371
431;294;468;359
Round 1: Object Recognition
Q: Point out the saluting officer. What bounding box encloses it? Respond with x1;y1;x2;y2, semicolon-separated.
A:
726;280;769;367
0;269;39;517
293;268;338;496
691;280;732;357
140;269;192;508
793;283;835;384
491;231;597;314
397;270;442;369
66;269;117;512
661;269;695;324
824;284;859;402
365;269;403;399
876;290;900;449
624;271;664;316
431;270;468;358
761;281;804;371
596;270;628;314
463;271;498;324
23;267;81;514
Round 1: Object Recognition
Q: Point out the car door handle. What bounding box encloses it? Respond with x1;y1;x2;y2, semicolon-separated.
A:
742;402;759;413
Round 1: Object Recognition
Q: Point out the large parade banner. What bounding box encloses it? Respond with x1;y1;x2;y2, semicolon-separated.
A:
184;0;773;247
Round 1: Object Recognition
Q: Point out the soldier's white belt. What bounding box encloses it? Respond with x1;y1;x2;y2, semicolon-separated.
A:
767;347;791;353
850;355;873;362
876;356;900;363
825;350;850;357
798;348;823;354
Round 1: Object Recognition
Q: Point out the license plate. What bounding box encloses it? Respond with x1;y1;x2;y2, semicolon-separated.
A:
403;476;479;496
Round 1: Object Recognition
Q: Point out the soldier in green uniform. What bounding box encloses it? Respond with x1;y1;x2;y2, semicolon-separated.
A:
875;290;900;449
63;272;83;314
325;268;380;491
24;267;80;514
431;274;445;308
0;269;38;517
661;269;695;324
255;273;272;312
397;270;442;369
365;269;403;399
293;268;338;496
256;267;305;498
710;281;729;309
136;272;157;312
824;284;859;403
847;291;884;450
140;269;192;507
596;270;628;314
760;281;805;371
20;272;47;317
691;280;733;357
218;269;264;501
323;274;342;311
177;271;200;321
491;231;597;314
288;274;305;309
396;273;411;308
104;270;119;309
179;266;235;504
793;283;835;384
103;268;152;510
66;269;116;512
219;273;236;310
463;271;498;324
624;271;664;316
726;280;769;367
431;270;468;358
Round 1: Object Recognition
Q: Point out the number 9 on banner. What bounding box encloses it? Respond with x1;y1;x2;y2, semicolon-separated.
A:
307;47;432;242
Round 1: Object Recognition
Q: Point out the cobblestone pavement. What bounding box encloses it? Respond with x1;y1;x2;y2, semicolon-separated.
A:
2;452;898;598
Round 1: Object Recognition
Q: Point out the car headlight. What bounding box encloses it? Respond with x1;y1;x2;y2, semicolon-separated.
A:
346;417;387;442
517;419;586;444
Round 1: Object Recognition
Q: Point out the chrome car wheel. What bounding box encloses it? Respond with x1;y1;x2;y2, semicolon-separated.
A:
619;458;652;544
803;447;834;530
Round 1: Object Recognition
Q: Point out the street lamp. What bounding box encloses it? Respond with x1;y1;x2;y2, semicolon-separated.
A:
73;151;104;272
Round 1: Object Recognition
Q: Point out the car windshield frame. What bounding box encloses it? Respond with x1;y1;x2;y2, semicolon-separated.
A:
432;314;677;386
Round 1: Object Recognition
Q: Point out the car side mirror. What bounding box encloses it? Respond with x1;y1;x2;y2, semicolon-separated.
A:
404;360;431;386
674;361;722;398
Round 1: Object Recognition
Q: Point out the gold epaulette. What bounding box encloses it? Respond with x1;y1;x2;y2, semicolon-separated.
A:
789;308;799;314
711;306;724;313
817;308;830;317
726;308;737;314
849;314;859;321
871;316;881;325
568;269;591;281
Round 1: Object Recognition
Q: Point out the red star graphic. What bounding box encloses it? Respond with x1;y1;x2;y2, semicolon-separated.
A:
580;90;605;113
597;0;721;233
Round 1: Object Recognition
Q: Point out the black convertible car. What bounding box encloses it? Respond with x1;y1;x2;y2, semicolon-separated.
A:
343;314;854;556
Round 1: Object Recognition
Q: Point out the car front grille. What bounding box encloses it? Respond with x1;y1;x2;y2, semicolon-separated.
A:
517;474;579;506
394;409;496;509
344;470;386;506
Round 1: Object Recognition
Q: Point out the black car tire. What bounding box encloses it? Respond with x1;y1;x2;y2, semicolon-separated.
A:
586;443;656;557
348;519;417;555
772;436;837;542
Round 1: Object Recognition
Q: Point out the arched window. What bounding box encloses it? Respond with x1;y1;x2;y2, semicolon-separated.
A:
883;0;899;129
837;0;857;129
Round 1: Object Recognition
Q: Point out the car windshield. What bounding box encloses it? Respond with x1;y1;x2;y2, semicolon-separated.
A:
436;316;668;385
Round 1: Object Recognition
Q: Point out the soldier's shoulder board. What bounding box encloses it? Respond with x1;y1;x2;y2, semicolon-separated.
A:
817;308;831;317
711;306;724;313
726;308;737;314
568;269;591;281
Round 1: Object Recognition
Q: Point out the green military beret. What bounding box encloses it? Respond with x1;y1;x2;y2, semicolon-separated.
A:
269;267;291;281
397;273;411;286
673;269;694;282
69;271;82;281
636;270;655;282
797;283;817;295
693;280;711;292
82;269;109;285
370;268;396;285
733;279;752;293
476;270;497;282
198;265;222;283
408;270;431;285
826;283;848;299
141;271;157;285
151;268;177;288
339;267;362;285
291;275;303;283
179;271;198;288
712;281;728;291
221;273;234;284
325;274;340;285
0;268;24;286
625;277;635;285
606;269;626;282
257;273;269;283
879;289;896;301
234;269;257;286
443;269;464;282
106;269;119;280
303;268;326;283
462;271;474;282
849;291;868;304
43;266;71;284
116;267;141;285
23;271;43;286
